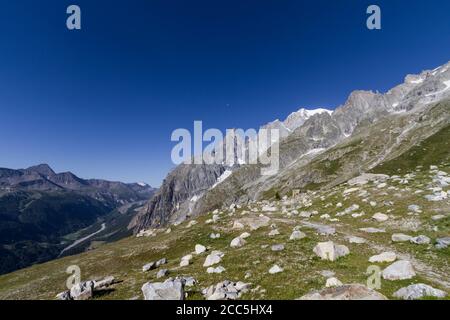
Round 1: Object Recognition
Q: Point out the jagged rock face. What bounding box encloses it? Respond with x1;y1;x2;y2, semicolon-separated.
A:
135;61;450;232
133;164;226;229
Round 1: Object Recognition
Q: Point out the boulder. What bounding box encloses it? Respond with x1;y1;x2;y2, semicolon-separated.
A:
70;281;94;300
156;269;169;279
410;235;431;245
230;236;246;248
299;284;387;300
94;276;115;289
142;279;184;300
142;262;156;272
435;237;450;249
271;244;285;252
382;260;416;280
268;229;280;236
203;251;224;267
392;233;412;242
207;266;226;274
325;277;343;287
195;244;207;254
290;230;306;240
180;254;193;267
346;236;366;244
313;241;350;261
269;265;283;274
240;232;251;239
372;213;389;222
393;283;447;300
369;252;396;263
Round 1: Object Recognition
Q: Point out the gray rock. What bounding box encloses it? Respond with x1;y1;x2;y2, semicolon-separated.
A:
393;284;447;300
94;276;115;289
70;281;94;300
299;284;387;300
313;241;350;261
142;262;156;272
142;279;184;300
195;244;207;254
230;236;246;248
271;244;285;251
382;260;416;280
269;265;283;274
203;250;224;267
55;290;71;300
392;233;412;242
369;252;397;263
156;258;167;267
290;230;306;240
156;269;169;279
346;236;366;244
435;237;450;249
410;235;431;245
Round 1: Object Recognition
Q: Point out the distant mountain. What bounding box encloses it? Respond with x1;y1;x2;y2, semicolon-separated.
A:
0;164;156;274
134;61;450;231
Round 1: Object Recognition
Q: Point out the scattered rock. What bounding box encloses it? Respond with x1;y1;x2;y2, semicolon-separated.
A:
382;260;416;280
410;235;431;245
142;279;184;300
299;284;387;300
393;283;447;300
320;270;335;278
269;265;283;274
143;262;156;272
345;236;366;244
290;230;306;240
195;244;207;254
210;233;221;239
240;232;251;239
156;258;167;268
268;229;280;236
203;251;224;267
313;241;350;261
202;280;250;300
230;236;246;248
325;277;343;287
70;281;94;300
157;269;169;279
359;227;385;233
180;254;193;267
93;276;115;290
435;237;450;249
392;233;412;242
207;266;226;274
369;252;397;263
372;213;389;222
271;244;285;252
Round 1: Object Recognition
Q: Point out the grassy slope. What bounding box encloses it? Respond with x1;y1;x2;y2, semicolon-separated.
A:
0;161;448;300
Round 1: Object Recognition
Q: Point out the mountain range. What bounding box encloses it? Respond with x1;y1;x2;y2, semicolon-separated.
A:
0;164;156;274
0;61;449;300
133;61;450;231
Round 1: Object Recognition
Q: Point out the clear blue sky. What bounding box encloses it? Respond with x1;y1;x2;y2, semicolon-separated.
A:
0;0;449;186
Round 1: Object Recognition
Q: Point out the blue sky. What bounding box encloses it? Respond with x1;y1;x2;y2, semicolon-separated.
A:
0;0;449;186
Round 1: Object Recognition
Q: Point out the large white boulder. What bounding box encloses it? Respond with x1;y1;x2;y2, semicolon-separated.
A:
382;260;416;280
142;279;184;300
203;251;224;267
313;241;350;261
